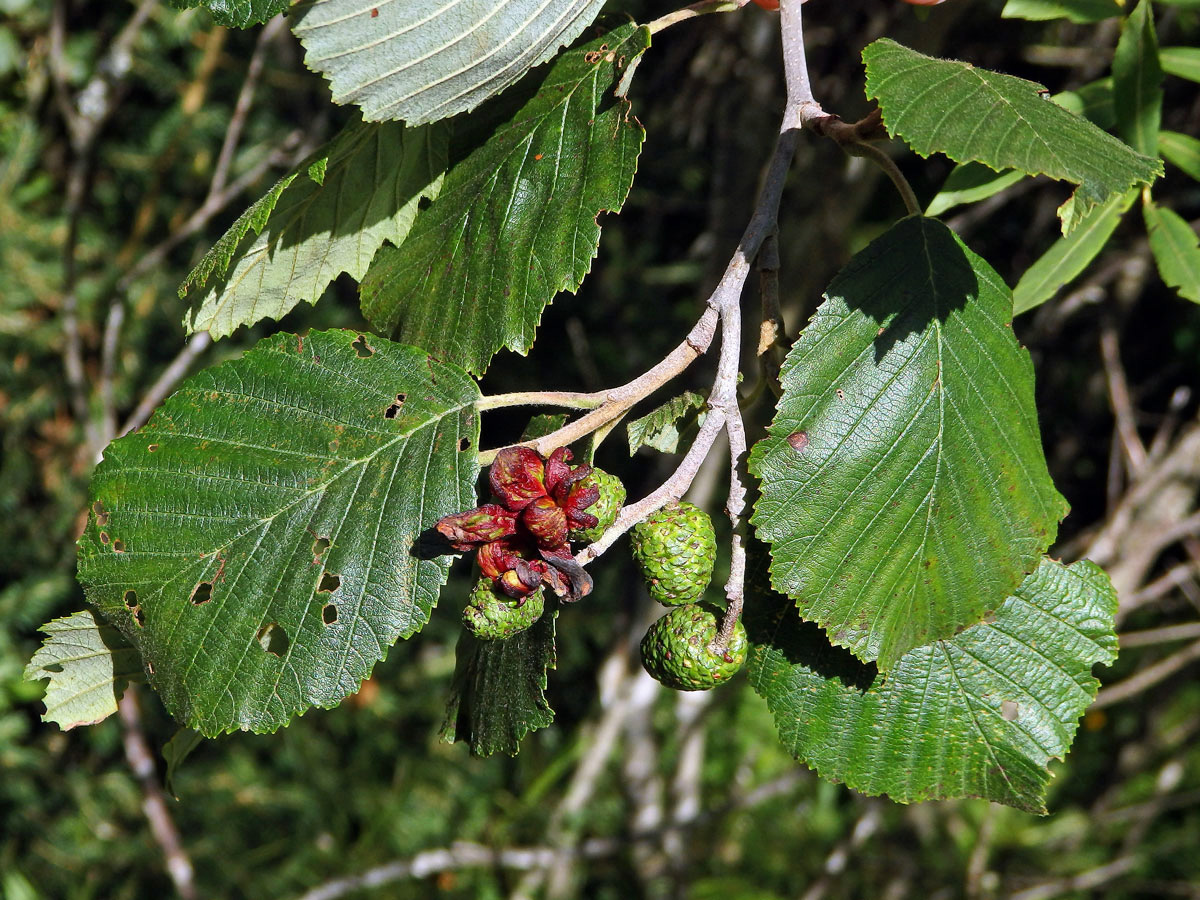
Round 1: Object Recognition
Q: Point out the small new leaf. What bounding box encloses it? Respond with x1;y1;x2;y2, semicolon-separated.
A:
24;610;143;730
863;39;1161;234
747;554;1119;813
627;391;706;455
166;0;288;28
1112;0;1163;158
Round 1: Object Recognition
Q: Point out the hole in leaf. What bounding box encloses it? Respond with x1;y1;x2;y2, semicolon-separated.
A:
93;501;109;526
256;622;289;656
99;531;110;545
133;607;145;627
384;393;406;419
417;196;432;211
124;590;138;608
147;443;159;452
112;540;125;553
318;572;341;593
322;604;338;625
312;536;330;557
190;582;213;605
458;437;471;452
352;334;375;358
44;663;64;673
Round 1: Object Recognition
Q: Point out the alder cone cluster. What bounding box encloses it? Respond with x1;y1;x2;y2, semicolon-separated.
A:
630;501;716;605
640;603;747;691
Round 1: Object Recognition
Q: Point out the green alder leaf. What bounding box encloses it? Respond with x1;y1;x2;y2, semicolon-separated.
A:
76;329;481;737
24;610;143;730
1144;202;1200;305
1013;190;1135;316
745;553;1119;813
627;391;707;456
1000;0;1121;23
863;39;1161;235
521;414;570;441
359;22;649;376
925;163;1026;218
166;0;288;28
1113;0;1163;159
749;217;1067;670
440;606;557;757
1160;131;1200;183
181;119;447;340
1160;47;1200;83
291;0;607;125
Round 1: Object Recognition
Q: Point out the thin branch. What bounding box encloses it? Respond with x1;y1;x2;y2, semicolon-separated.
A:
1120;621;1200;649
119;688;198;900
1100;320;1148;474
119;333;213;437
1092;638;1200;709
647;0;743;36
475;390;605;412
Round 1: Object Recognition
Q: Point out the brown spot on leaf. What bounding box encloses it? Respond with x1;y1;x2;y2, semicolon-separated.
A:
1001;700;1019;721
786;431;809;453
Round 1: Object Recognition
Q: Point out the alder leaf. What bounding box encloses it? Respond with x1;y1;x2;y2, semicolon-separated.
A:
925;164;1025;218
1144;202;1200;305
1013;190;1135;316
166;0;288;28
182;119;447;340
440;606;557;757
291;0;607;125
1112;0;1163;158
749;217;1067;670
1000;0;1122;22
359;22;649;376
863;39;1161;235
627;391;706;455
24;610;143;730
1159;131;1200;183
76;330;481;737
746;552;1118;813
1160;47;1200;83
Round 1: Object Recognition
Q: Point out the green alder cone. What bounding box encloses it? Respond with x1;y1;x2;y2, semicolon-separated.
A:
640;603;747;691
630;501;716;605
462;578;545;641
568;468;626;544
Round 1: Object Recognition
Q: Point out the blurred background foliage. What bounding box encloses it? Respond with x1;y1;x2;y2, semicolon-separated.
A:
2;0;1200;898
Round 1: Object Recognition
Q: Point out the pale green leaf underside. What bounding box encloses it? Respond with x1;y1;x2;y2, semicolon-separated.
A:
925;163;1026;218
863;39;1161;235
77;329;481;737
291;0;607;125
1013;190;1134;316
440;607;557;757
24;610;143;730
750;217;1067;670
1159;130;1200;183
182;119;447;340
1161;47;1200;83
746;556;1118;813
1144;202;1200;305
360;23;649;375
627;390;706;456
1000;0;1121;22
167;0;288;28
